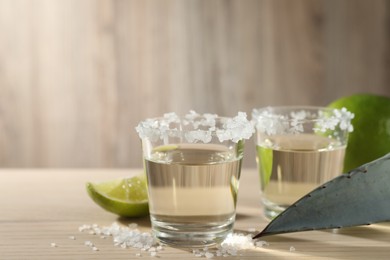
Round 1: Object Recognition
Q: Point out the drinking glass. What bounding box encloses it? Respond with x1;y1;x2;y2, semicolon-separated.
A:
252;106;354;219
136;111;254;247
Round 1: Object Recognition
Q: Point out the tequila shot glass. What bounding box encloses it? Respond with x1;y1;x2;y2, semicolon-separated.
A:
252;106;354;219
136;111;254;247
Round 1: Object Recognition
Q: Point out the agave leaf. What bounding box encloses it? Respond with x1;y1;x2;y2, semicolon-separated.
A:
254;153;390;238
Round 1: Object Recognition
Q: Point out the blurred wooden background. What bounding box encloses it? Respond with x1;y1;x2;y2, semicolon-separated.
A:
0;0;389;168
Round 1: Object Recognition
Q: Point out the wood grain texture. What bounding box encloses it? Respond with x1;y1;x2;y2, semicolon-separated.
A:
0;0;389;168
2;169;390;259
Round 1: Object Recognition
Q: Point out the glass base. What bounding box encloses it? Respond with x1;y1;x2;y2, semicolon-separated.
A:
150;215;235;248
262;198;288;220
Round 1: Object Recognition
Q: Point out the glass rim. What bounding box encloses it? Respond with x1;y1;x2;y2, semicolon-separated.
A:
252;106;347;123
138;115;239;134
136;111;255;143
251;105;354;135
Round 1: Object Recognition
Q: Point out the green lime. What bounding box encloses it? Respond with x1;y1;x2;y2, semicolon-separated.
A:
328;94;390;172
86;174;149;217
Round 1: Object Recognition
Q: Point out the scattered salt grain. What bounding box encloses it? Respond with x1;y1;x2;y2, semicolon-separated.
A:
84;241;93;247
78;224;91;232
79;223;158;253
255;240;269;247
221;233;255;250
68;236;76;240
128;223;138;229
205;252;214;258
188;233;270;258
50;242;57;247
79;222;270;258
290;246;296;252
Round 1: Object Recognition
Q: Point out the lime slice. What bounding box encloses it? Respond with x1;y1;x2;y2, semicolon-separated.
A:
86;174;149;217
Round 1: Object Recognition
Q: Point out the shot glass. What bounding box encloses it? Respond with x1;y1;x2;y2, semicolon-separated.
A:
252;106;354;219
136;111;254;247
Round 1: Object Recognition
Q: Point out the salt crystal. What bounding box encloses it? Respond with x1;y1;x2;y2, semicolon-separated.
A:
185;130;212;143
50;242;57;247
228;249;237;256
136;111;254;144
184;110;200;121
255;240;269;247
290;246;296;252
205;252;214;258
92;246;99;251
68;236;76;240
221;233;255;250
128;223;138;229
79;223;269;258
84;241;93;247
79;224;91;232
253;107;354;136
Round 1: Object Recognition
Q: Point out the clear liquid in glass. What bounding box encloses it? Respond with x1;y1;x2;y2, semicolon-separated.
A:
256;134;346;219
145;143;242;247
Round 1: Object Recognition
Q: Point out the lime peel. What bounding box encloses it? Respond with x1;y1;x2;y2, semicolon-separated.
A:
328;94;390;172
86;174;149;218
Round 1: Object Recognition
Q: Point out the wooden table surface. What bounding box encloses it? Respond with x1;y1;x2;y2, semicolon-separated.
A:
1;169;390;259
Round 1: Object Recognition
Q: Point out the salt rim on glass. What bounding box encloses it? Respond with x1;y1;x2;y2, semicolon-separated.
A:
135;110;255;143
251;106;354;137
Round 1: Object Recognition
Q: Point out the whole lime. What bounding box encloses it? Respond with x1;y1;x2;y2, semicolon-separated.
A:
328;94;390;172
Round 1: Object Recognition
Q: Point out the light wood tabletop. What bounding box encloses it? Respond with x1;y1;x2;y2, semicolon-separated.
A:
1;169;390;259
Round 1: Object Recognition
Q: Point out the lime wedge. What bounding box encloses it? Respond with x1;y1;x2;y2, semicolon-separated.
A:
86;174;149;217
